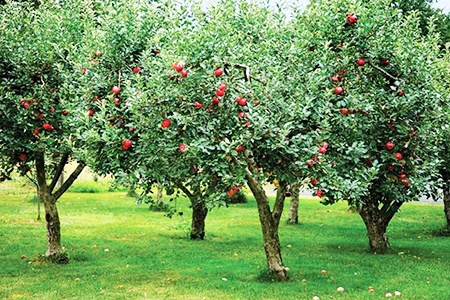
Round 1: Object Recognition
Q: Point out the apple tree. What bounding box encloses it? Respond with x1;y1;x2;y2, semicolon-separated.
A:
80;0;319;281
0;1;96;262
290;0;444;252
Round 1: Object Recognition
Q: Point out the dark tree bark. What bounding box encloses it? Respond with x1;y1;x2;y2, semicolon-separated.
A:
287;182;299;224
443;183;450;229
35;153;85;263
244;151;288;281
177;184;208;240
359;197;402;253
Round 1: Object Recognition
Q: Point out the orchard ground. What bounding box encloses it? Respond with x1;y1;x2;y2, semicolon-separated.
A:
1;179;450;300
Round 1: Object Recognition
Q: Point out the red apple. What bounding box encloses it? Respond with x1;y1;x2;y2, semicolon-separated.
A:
385;141;394;151
194;101;203;109
22;102;30;109
394;152;402;160
112;86;120;95
316;190;323;197
348;13;358;24
380;58;390;66
179;143;187;152
94;50;102;57
161;119;171;128
81;68;87;75
321;270;327;275
33;127;39;136
113;98;120;105
311;178;318;186
236;97;247;106
133;66;141;73
49;107;55;113
216;89;225;97
340;108;349;115
42;123;53;131
235;145;244;153
397;90;404;96
402;179;410;186
334;86;344;95
399;173;406;179
181;70;188;78
387;165;394;171
173;63;183;72
218;82;227;91
62;109;68;116
331;76;340;82
212;97;220;105
238;111;245;118
18;153;27;161
322;142;329;149
226;189;235;198
356;58;365;66
214;68;224;77
88;109;94;116
307;160;314;168
318;147;327;154
232;185;240;192
122;139;132;151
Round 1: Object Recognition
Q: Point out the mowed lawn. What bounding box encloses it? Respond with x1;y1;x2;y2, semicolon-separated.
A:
1;186;449;300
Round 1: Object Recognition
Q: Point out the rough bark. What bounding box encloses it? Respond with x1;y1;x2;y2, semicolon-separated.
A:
359;198;402;253
287;182;299;224
190;199;208;240
443;184;450;229
35;154;85;262
36;186;41;221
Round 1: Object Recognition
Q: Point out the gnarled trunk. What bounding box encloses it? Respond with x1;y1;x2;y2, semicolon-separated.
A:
246;173;288;281
359;198;402;253
444;185;450;229
42;193;63;258
190;199;207;240
287;182;299;224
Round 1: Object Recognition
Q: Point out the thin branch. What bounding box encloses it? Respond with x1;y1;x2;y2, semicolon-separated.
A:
367;61;399;81
176;183;194;200
48;153;69;193
53;162;86;202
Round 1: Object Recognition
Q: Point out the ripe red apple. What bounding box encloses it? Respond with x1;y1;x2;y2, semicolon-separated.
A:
334;86;344;95
113;98;120;105
62;109;68;116
49;107;55;113
81;68;87;75
33;127;39;136
311;178;318;186
161;119;171;128
122;139;132;151
194;101;203;109
212;97;220;105
397;90;404;96
181;70;188;78
394;152;402;160
218;83;227;91
236;97;247;106
22;102;30;109
347;13;358;24
238;111;245;118
172;62;183;72
94;50;102;57
331;76;340;82
226;189;235;198
356;58;365;66
385;141;394;151
322;142;329;149
88;109;94;116
216;89;225;97
235;145;244;153
340;108;349;115
214;68;224;77
232;185;240;192
49;88;55;93
112;86;120;95
316;190;323;197
307;160;314;168
18;153;27;161
179;143;187;152
42;123;53;131
399;173;406;179
133;66;141;73
318;147;327;154
387;165;394;171
402;179;410;186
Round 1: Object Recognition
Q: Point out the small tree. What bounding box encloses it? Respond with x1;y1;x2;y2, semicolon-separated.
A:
292;0;444;252
0;1;95;262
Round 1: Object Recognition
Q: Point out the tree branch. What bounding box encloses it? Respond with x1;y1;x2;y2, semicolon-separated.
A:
367;61;399;81
53;162;86;202
382;201;403;226
273;185;287;228
48;153;69;193
35;154;47;194
176;183;194;200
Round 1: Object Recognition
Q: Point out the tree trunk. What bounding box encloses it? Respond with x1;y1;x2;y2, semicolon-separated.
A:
358;198;402;253
156;182;163;205
443;185;450;229
42;193;64;260
287;182;299;224
246;173;288;281
36;186;41;221
190;199;207;240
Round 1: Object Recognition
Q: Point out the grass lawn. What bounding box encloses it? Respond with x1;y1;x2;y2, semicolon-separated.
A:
1;187;449;299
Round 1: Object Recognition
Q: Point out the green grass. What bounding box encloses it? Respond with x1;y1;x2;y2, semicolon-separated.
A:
1;190;449;300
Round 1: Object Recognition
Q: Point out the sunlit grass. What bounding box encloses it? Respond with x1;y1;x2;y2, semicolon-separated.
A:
0;190;449;299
